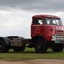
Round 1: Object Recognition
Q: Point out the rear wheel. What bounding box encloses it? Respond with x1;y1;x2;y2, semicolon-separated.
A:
0;39;9;53
13;37;26;52
13;40;26;52
34;37;47;53
13;46;26;52
51;43;63;52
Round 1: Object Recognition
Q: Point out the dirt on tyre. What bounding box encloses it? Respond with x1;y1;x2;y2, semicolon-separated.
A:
51;43;63;52
0;39;9;53
34;37;47;53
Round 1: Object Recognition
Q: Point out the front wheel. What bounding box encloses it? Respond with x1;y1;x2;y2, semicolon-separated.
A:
51;43;63;52
34;37;47;53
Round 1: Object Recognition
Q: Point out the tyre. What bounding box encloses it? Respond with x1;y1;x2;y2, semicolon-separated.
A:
13;46;26;52
34;37;47;53
51;43;63;52
0;39;9;53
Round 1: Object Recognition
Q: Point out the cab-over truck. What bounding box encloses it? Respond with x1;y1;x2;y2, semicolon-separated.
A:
0;15;64;53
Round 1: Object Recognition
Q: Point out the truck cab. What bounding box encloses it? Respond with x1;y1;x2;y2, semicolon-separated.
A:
31;15;64;53
31;15;64;42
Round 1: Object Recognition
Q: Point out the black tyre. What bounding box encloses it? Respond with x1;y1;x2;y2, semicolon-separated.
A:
51;43;63;52
13;46;26;52
34;37;47;53
0;39;9;53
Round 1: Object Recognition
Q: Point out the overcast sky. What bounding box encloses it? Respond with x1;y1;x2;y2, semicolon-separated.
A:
0;0;64;38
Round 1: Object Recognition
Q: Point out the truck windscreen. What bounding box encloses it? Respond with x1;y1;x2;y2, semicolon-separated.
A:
46;18;62;25
33;18;62;25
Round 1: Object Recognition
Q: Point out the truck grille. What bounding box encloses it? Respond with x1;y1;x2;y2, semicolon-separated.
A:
56;30;64;34
52;34;64;41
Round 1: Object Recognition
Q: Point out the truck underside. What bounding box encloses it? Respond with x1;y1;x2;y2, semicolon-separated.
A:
0;35;63;53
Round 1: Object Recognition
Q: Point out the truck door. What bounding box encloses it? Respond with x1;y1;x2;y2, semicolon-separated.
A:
31;18;43;37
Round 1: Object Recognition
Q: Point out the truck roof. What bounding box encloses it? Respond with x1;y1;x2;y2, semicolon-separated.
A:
32;15;60;18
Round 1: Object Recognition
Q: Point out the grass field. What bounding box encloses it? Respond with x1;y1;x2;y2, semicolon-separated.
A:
0;48;64;61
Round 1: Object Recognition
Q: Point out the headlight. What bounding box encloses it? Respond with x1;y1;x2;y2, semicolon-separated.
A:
52;35;56;41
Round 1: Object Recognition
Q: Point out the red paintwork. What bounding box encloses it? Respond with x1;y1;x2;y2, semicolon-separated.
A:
32;15;59;18
31;15;64;41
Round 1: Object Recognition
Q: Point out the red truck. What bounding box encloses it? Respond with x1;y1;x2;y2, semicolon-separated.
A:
0;15;64;53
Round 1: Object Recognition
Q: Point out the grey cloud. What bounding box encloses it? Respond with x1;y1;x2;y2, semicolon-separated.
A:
0;0;64;12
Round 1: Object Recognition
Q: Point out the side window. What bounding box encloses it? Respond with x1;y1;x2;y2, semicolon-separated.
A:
38;20;43;24
33;18;43;25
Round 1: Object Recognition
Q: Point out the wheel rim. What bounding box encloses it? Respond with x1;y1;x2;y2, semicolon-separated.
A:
37;45;42;49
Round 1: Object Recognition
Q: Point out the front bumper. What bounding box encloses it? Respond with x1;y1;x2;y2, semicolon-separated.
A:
52;34;64;43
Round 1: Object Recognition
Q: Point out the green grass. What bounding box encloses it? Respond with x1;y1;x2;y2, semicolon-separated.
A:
0;48;64;61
